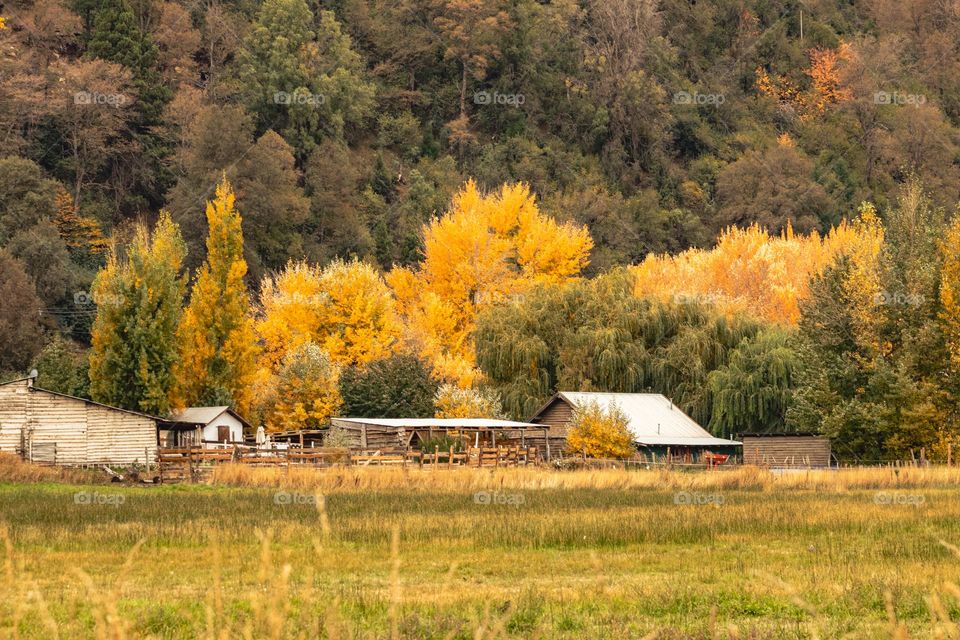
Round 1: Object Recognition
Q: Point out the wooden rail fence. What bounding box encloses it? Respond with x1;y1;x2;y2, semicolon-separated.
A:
157;445;540;483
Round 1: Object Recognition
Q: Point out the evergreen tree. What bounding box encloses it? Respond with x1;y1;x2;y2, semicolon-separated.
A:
88;212;186;415
85;0;170;125
172;177;258;415
339;354;438;418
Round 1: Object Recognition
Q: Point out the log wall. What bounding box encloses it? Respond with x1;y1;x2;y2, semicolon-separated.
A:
0;379;157;465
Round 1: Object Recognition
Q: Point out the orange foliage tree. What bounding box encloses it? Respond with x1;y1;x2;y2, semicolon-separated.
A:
632;208;884;325
388;180;593;385
756;42;852;119
256;259;401;372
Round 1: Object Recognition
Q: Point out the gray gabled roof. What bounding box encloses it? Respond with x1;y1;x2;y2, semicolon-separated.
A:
535;392;740;447
167;406;252;429
332;417;538;430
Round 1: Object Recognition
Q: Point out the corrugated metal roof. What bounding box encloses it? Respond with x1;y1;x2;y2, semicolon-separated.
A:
557;392;740;447
332;417;539;429
167;406;252;428
168;406;230;424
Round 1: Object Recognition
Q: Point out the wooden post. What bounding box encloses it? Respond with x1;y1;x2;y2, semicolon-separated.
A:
543;428;551;462
360;424;368;449
491;430;496;447
448;446;454;469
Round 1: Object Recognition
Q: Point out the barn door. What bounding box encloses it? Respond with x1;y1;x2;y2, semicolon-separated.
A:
23;421;56;464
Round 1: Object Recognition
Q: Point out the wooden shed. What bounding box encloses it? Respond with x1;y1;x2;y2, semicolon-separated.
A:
529;391;741;462
740;433;832;468
329;417;541;450
0;376;160;465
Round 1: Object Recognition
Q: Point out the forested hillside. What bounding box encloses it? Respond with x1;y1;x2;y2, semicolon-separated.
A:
3;0;960;461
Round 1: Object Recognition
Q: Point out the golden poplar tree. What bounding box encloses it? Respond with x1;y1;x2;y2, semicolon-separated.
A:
940;216;960;369
172;177;258;415
257;258;401;372
388;180;592;385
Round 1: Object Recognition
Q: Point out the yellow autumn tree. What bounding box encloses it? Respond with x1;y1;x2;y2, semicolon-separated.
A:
257;258;401;372
172;177;258;415
940;215;960;369
566;400;635;459
388;180;593;385
253;342;342;432
632;210;885;325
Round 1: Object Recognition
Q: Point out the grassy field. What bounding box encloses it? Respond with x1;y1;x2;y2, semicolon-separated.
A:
1;462;960;639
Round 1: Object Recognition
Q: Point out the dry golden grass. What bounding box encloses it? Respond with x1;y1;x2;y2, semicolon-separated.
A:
210;462;960;493
3;462;960;638
0;453;102;484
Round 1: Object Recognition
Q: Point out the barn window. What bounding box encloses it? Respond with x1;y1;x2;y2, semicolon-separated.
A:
217;426;230;443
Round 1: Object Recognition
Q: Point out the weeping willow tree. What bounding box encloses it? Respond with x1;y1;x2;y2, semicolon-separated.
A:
474;269;768;426
707;327;798;434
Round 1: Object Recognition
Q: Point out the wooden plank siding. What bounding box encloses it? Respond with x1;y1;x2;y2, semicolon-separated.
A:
0;379;29;455
525;397;574;458
0;379;158;465
741;435;831;468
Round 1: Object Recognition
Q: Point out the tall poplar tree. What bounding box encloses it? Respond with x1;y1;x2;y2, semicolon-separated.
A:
172;177;258;415
88;212;186;415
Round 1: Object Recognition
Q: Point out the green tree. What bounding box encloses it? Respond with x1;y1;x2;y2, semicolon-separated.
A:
32;336;90;398
237;0;375;157
165;105;310;278
707;327;798;434
475;269;763;423
85;0;170;124
88;211;185;415
339;354;438;418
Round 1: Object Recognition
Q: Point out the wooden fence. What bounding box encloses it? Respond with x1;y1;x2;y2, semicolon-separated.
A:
157;444;540;483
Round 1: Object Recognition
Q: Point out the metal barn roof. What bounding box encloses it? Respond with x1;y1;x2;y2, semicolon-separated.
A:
550;392;740;447
332;417;539;430
167;406;252;429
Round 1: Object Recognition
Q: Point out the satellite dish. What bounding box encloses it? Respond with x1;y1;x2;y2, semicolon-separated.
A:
29;369;38;380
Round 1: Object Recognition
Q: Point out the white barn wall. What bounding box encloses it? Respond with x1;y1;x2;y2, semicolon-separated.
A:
202;412;244;444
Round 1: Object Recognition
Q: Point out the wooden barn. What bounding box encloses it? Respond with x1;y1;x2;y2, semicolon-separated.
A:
0;376;160;465
528;391;741;462
741;433;832;468
329;417;543;450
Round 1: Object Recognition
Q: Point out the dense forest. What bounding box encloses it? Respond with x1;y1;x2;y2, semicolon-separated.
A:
3;0;960;462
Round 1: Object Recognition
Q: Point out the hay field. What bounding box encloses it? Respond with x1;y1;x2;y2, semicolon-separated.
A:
1;462;959;638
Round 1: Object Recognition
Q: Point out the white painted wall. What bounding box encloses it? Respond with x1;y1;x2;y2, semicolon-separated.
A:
202;412;244;445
